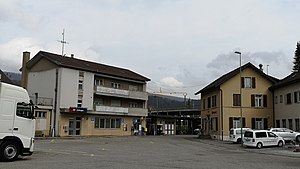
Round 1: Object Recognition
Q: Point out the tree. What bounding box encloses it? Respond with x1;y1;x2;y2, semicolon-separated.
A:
293;42;300;72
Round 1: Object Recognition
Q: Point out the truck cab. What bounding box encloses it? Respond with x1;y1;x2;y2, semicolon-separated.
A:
0;82;35;161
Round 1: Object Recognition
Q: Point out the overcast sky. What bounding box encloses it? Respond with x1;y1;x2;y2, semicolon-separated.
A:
1;0;300;99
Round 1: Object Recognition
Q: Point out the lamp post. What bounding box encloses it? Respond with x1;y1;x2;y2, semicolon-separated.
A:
234;51;243;146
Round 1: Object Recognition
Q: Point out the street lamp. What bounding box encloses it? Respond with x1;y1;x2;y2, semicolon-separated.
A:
234;51;243;146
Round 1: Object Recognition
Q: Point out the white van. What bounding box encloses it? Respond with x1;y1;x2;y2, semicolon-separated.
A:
243;130;285;149
229;128;251;143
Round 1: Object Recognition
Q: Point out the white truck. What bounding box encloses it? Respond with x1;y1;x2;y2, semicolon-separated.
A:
0;82;35;162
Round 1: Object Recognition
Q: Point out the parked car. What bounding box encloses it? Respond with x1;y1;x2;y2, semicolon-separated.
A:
269;128;300;142
243;130;285;149
229;128;251;143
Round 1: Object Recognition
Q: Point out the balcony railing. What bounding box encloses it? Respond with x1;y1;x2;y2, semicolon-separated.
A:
30;96;53;106
94;86;148;100
94;105;148;116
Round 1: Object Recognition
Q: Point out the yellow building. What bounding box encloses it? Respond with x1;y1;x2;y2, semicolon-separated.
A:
195;63;279;140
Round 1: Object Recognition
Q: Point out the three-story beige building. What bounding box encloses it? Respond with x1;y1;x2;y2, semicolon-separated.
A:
195;63;278;140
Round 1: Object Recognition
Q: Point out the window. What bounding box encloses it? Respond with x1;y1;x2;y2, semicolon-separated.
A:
280;95;283;103
79;71;84;77
296;119;300;132
294;91;300;103
286;93;292;104
129;102;142;108
233;94;241;106
275;96;278;104
229;117;245;129
210;117;218;131
111;100;121;107
256;132;267;138
207;97;211;108
77;95;83;108
129;85;139;91
233;117;241;128
252;118;267;130
255;95;263;107
95;79;104;86
242;77;256;88
288;119;293;130
94;117;121;129
212;95;217;108
35;111;46;118
94;98;104;106
78;80;83;90
111;82;121;89
16;103;34;119
251;94;267;107
276;120;280;128
282;119;286;128
268;132;276;138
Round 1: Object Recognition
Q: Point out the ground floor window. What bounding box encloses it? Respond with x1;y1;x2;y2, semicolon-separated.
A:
252;118;268;130
210;117;218;131
276;120;280;128
282;119;286;128
288;119;293;130
95;117;121;129
229;117;245;129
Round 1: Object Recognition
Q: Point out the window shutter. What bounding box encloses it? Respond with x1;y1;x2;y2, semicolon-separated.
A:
264;118;268;129
242;118;246;128
251;95;255;107
252;77;256;88
263;95;267;107
241;77;245;88
252;118;255;129
229;117;233;129
294;92;298;103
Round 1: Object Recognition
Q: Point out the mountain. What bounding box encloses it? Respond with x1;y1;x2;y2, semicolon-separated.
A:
4;72;21;86
148;94;201;109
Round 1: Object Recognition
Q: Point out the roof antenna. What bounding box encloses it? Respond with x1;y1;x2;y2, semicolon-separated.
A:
57;28;69;56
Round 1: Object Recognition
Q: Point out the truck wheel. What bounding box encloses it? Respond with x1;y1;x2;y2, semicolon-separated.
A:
256;142;263;149
0;141;20;162
278;141;284;147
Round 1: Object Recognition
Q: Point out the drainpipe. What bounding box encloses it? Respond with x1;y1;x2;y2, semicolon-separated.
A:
53;68;59;137
220;89;224;141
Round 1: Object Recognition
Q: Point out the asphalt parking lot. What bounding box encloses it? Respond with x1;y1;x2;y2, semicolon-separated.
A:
0;135;300;169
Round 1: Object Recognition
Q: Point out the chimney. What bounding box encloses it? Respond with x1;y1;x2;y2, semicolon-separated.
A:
71;54;74;58
21;51;30;89
259;64;263;72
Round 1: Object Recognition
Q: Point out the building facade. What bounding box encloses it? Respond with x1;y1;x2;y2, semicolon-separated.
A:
195;63;278;140
270;72;300;131
24;51;150;137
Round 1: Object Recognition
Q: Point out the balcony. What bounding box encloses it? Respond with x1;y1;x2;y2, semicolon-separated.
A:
94;105;148;116
94;86;148;100
30;96;53;106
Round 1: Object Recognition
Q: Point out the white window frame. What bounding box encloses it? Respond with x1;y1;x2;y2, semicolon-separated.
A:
244;77;252;88
255;94;263;107
255;118;263;130
111;82;121;89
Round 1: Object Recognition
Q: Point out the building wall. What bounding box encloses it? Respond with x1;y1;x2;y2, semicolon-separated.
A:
201;67;274;140
221;68;273;138
59;114;134;136
27;69;56;101
274;82;300;131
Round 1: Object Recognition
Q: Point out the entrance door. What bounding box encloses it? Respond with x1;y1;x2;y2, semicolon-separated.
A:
69;117;81;136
